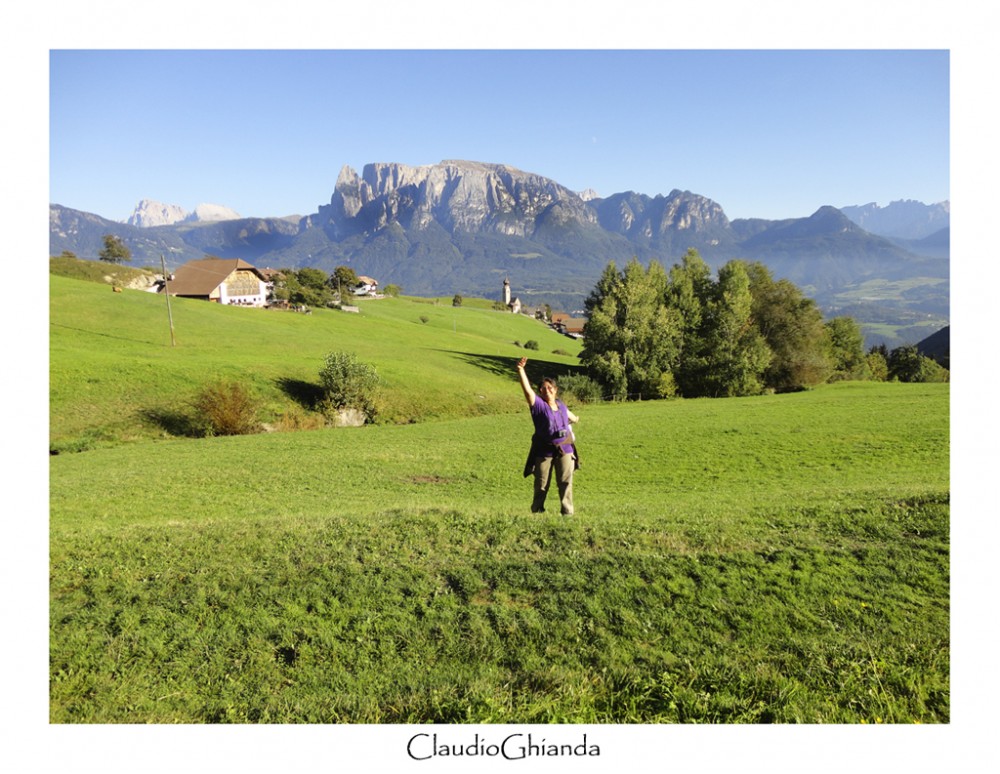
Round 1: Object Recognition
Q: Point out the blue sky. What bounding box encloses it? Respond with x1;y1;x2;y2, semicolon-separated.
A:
49;49;949;223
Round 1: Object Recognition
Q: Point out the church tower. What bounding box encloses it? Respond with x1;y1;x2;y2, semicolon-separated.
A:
503;276;511;306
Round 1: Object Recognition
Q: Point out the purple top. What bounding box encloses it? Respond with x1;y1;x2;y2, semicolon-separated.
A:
530;395;575;457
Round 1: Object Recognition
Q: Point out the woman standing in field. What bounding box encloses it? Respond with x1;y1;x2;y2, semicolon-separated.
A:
516;357;579;515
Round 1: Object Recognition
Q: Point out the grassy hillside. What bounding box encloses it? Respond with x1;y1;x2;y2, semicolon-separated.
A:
50;274;581;451
50;254;159;286
49;271;949;724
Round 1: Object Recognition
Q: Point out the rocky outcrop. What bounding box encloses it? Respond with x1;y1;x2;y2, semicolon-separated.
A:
127;199;189;228
308;160;597;239
592;190;731;238
122;161;734;256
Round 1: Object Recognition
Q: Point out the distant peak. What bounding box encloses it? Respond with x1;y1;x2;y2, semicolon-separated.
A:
186;203;241;223
127;199;188;228
127;199;241;227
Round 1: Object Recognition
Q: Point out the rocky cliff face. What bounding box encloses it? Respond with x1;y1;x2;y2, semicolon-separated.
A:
127;199;190;228
311;159;734;248
308;160;598;239
586;190;736;257
124;161;733;251
593;190;732;238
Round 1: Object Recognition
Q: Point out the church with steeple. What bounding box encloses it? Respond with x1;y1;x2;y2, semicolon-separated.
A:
503;276;521;314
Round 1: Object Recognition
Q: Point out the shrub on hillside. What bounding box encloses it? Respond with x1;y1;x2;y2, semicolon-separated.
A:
319;351;382;423
557;373;604;404
524;340;539;350
192;379;262;436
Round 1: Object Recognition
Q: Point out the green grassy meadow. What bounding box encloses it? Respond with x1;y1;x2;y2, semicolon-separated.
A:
49;275;949;723
50;273;582;451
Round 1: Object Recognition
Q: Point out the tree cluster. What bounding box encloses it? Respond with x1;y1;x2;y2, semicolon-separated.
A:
580;250;872;400
866;344;949;384
270;265;362;307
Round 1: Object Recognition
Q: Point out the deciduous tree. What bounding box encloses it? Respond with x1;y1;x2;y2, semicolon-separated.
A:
271;268;333;307
866;344;889;381
825;317;869;381
700;260;772;397
331;265;360;295
99;234;131;264
665;249;714;396
866;349;889;381
746;261;830;391
581;258;682;399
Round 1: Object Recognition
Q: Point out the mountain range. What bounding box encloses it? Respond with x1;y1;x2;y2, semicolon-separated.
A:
126;199;244;228
838;200;950;241
49;159;949;344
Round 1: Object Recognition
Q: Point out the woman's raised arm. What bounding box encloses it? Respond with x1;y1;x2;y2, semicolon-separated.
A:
516;357;535;407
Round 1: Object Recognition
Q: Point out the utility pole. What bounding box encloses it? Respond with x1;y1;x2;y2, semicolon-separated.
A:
159;254;176;347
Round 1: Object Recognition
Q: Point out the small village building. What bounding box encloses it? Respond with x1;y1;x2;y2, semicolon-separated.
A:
556;318;587;338
165;257;269;306
354;276;379;296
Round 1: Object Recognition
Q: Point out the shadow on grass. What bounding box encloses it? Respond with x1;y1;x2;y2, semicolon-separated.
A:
139;407;205;438
446;351;584;385
276;377;325;410
50;322;167;348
